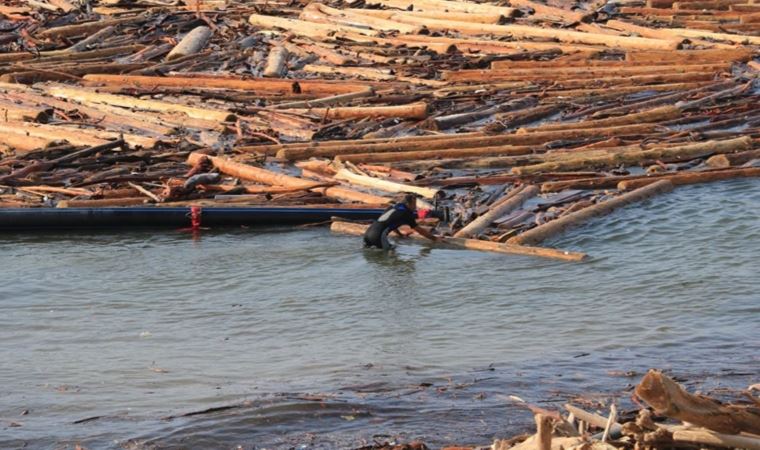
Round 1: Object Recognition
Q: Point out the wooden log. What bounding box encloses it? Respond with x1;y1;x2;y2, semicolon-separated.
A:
351;8;505;24
635;370;760;435
384;16;682;50
36;17;139;39
624;48;753;64
302;3;422;33
300;64;394;81
508;180;674;245
606;19;760;45
186;153;390;205
706;149;760;167
263;45;289;78
454;185;539;238
270;88;374;110
249;13;380;38
336;144;538;164
513;136;753;175
166;26;212;61
528;106;682;131
82;74;376;95
45;85;235;122
535;414;553;450
360;0;518;18
0;101;52;123
286;102;428;120
0;122;157;149
618;167;760;190
334;168;440;199
57;197;149;207
565;404;623;435
276;124;659;160
330;220;587;261
672;429;760;450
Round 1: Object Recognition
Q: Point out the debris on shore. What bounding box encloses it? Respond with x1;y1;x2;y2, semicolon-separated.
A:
0;0;758;257
362;370;760;450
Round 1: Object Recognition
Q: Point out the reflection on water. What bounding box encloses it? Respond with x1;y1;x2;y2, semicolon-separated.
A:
0;179;758;449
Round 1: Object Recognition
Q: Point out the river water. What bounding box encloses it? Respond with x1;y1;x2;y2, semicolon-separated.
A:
1;178;758;449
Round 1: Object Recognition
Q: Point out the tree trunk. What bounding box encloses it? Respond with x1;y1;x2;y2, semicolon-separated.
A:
618;167;760;190
334;168;440;199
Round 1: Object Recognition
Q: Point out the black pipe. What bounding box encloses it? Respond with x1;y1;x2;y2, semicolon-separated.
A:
0;207;384;231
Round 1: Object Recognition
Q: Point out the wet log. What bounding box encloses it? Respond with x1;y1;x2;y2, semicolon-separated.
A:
276;124;659;160
166;26;212;61
706;149;760;167
286;102;428;120
334;169;439;199
454;185;539;238
45;85;236;122
330;220;587;261
263;45;289;78
618;167;760;190
672;429;760;450
82;74;376;95
187;153;390;205
508;180;674;245
513;136;753;175
635;370;760;434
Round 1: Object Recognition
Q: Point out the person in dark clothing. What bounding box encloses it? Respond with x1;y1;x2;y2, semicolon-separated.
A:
363;193;438;250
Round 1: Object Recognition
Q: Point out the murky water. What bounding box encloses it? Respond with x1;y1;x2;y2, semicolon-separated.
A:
1;179;759;449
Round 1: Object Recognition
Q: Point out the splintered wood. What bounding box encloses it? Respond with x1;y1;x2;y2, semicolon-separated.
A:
0;0;758;258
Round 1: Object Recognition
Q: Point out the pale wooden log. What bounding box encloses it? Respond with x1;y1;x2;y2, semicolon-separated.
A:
513;136;752;175
334;168;440;199
508;180;674;245
301;3;421;33
390;33;600;53
606;19;760;45
0;44;144;64
263;46;289;78
350;8;504;24
286;42;351;66
0;122;157;148
301;64;394;81
706;149;760;167
509;0;587;23
362;0;517;18
187;153;391;205
386;15;681;50
565;404;623;435
276;124;658;160
82;74;377;95
636;370;760;435
249;13;380;38
455;185;539;238
45;85;235;122
672;429;760;450
166;26;212;61
0;102;52;123
286;102;428;120
0;130;54;153
330;220;587;261
487;62;729;74
618;167;760;190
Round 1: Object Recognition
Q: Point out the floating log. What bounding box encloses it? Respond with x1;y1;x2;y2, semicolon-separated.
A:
334;168;440;199
330;220;587;262
508;180;674;245
635;369;760;435
454;185;539;238
187;153;390;205
706;149;760;167
618;167;760;190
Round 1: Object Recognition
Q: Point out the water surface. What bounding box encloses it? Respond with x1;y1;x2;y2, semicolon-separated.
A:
1;179;758;449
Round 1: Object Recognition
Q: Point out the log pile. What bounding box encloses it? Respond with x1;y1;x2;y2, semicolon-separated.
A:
0;0;758;256
435;370;760;450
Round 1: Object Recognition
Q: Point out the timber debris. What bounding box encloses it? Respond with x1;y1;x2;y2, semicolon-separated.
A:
0;0;759;258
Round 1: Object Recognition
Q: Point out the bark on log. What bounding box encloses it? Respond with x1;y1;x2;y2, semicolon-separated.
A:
635;369;760;435
706;149;760;167
535;414;553;450
618;167;760;190
528;105;682;131
330;220;587;261
624;48;753;64
454;185;539;238
187;153;391;205
336;144;538;164
508;180;674;245
57;197;149;207
286;102;428;120
334;168;440;199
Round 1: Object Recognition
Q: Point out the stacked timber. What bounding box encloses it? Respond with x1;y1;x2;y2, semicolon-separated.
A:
0;0;758;256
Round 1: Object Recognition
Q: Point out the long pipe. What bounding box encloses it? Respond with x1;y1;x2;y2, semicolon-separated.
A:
0;207;384;231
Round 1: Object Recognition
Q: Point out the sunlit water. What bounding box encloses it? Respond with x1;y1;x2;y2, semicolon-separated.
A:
1;179;758;449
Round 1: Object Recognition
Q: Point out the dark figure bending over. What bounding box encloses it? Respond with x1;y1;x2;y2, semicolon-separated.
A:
363;193;438;250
